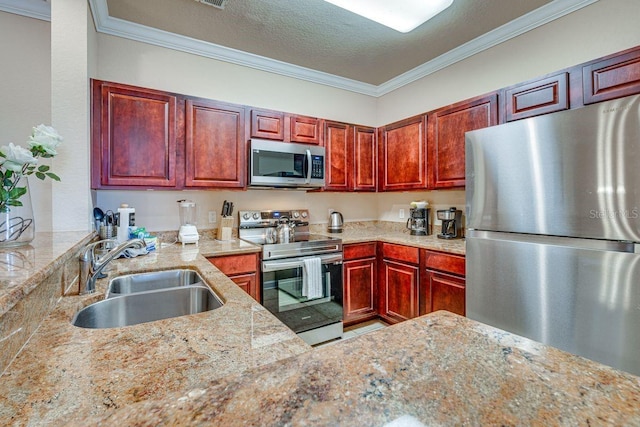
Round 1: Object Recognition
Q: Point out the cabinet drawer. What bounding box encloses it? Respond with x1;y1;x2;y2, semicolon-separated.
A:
208;253;258;276
381;243;419;265
343;242;377;260
424;250;465;276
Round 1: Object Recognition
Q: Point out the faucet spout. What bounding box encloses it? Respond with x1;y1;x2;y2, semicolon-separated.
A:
79;238;146;295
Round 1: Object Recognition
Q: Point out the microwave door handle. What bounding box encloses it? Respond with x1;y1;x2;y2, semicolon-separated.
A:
305;149;312;184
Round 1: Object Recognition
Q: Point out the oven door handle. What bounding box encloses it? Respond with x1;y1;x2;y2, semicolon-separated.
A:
262;253;343;272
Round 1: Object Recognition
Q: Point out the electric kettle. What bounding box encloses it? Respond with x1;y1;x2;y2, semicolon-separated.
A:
328;211;344;233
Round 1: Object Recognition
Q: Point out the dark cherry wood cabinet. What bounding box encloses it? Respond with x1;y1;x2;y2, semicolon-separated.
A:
420;250;466;317
378;243;420;324
353;126;377;191
582;47;640;105
343;243;378;326
504;73;570;122
379;115;428;191
185;98;245;188
427;93;498;189
249;108;321;145
91;80;178;189
324;122;377;192
208;253;260;302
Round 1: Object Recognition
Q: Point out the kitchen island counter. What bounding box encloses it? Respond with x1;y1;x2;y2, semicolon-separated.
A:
84;311;640;426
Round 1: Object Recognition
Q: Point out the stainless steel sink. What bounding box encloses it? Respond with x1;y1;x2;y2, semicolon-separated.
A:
106;269;204;298
72;286;223;329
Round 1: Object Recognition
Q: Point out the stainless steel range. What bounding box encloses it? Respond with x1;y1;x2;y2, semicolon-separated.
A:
238;209;343;345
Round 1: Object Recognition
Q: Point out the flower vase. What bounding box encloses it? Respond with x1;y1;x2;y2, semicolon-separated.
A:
0;177;35;247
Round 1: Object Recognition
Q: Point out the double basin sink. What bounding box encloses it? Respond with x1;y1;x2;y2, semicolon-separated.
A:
72;269;223;329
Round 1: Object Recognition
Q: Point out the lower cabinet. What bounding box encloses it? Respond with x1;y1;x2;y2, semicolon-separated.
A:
343;243;378;325
208;253;260;302
421;250;466;317
378;243;420;324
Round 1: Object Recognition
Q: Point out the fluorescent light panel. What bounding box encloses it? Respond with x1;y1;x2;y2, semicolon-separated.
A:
324;0;454;33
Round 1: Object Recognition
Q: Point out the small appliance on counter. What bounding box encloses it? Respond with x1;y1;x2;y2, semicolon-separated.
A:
116;204;135;243
328;211;344;233
437;207;463;239
407;201;430;236
177;200;199;245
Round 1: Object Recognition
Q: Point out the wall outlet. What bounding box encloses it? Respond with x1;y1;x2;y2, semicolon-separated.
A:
399;209;405;219
208;211;216;223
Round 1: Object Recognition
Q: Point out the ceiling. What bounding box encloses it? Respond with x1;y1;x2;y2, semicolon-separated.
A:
1;0;598;96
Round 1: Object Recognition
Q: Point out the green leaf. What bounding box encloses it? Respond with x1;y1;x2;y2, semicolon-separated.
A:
46;172;61;181
38;165;50;172
9;186;27;199
6;199;23;207
36;172;45;180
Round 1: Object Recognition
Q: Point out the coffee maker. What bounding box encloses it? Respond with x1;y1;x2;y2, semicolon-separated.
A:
406;208;430;236
437;207;463;239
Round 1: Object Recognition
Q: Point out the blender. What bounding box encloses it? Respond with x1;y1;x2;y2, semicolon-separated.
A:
177;200;199;245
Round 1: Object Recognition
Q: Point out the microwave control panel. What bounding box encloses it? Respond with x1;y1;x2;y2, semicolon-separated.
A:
311;155;324;179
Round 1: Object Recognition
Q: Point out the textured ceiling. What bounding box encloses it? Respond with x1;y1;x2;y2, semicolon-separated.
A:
105;0;553;86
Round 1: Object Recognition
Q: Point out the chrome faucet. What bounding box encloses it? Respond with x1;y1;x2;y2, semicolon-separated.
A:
79;238;146;295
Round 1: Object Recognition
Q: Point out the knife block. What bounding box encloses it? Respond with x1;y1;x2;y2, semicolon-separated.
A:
217;217;234;241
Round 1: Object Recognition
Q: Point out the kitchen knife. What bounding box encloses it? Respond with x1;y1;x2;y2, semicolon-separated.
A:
228;202;234;217
221;200;228;217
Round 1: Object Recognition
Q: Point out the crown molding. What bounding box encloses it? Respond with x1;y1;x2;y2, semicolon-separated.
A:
3;0;599;97
0;0;50;21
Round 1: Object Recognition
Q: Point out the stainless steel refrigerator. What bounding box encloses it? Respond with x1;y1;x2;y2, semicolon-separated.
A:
465;94;640;376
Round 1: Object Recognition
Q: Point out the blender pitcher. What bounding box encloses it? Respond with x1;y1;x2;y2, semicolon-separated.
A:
177;200;199;244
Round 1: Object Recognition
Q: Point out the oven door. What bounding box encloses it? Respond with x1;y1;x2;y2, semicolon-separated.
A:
261;253;343;334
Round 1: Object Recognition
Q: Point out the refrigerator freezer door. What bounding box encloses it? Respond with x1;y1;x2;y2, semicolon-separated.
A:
466;94;640;242
466;230;640;376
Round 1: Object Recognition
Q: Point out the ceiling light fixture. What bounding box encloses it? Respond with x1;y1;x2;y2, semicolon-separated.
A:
323;0;454;33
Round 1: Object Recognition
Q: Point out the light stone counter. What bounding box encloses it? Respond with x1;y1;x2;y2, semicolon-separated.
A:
84;311;640;426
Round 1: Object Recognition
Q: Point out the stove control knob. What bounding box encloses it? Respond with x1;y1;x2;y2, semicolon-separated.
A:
252;212;260;220
292;211;300;218
301;211;308;218
242;212;251;220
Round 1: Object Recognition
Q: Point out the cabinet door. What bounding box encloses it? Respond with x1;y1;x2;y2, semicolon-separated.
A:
208;253;260;302
343;257;377;324
379;115;428;191
504;73;569;122
324;121;352;191
353;126;377;191
426;270;465;316
91;80;177;188
185;99;245;188
379;259;419;324
427;93;498;189
583;47;640;105
289;115;321;145
230;272;259;303
250;108;285;140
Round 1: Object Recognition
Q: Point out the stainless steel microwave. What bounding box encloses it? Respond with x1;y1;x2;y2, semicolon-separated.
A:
249;139;325;189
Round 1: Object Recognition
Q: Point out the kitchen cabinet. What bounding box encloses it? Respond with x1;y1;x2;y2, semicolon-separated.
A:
185;98;245;188
420;250;466;317
249;108;322;145
343;243;378;325
582;47;640;105
378;243;420;324
91;80;178;189
427;93;498;189
208;253;260;302
503;73;570;122
379;115;428;191
324;122;377;192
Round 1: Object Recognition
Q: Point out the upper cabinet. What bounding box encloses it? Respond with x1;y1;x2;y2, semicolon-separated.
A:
91;80;178;189
249;108;321;145
324;121;376;192
185;98;245;188
503;73;570;122
582;47;640;105
379;115;428;191
427;93;498;189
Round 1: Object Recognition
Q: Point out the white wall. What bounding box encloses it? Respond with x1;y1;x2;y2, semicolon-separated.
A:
0;12;52;230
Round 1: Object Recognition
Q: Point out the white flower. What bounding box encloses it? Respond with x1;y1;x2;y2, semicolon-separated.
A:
28;124;63;155
0;143;38;172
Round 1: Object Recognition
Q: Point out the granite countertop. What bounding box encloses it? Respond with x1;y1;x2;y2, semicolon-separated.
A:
84;311;640;426
0;238;310;425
